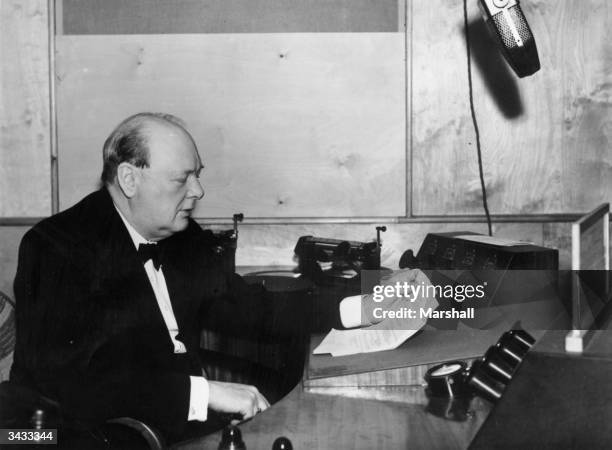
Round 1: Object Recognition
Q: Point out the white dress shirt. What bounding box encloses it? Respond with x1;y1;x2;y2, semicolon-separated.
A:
115;206;209;422
339;295;363;328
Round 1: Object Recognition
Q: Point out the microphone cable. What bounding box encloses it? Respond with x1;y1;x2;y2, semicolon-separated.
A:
463;0;493;236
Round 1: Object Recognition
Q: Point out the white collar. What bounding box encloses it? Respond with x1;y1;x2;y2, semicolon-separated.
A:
113;204;155;249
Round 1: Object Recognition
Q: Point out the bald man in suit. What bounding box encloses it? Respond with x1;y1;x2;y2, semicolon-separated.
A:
10;113;270;446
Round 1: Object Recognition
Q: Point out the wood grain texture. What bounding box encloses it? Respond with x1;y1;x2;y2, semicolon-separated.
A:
578;217;608;270
225;221;547;268
304;364;432;388
411;0;611;215
0;0;51;217
0;221;574;312
542;222;573;269
305;330;500;388
55;33;406;217
304;385;428;403
179;369;491;450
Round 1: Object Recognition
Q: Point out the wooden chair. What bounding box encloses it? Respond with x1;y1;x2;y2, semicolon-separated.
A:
0;291;15;382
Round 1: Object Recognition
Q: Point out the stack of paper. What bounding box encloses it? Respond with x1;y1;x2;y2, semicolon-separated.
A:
313;268;438;357
313;325;420;357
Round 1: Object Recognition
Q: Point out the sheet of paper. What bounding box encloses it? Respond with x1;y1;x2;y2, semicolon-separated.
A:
454;234;532;247
315;268;437;357
313;326;420;357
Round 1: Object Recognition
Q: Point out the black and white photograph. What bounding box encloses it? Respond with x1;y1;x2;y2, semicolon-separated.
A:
0;0;610;448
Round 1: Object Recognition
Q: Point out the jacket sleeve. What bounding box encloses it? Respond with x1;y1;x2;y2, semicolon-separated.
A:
11;228;191;439
199;270;274;338
199;267;325;342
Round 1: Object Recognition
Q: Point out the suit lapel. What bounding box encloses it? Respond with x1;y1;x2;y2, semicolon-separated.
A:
158;224;211;351
82;189;174;353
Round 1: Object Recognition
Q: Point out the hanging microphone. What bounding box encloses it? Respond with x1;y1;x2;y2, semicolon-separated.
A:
478;0;540;77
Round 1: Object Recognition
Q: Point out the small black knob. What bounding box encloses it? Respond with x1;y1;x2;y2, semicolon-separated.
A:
272;436;293;450
218;425;246;450
30;409;45;430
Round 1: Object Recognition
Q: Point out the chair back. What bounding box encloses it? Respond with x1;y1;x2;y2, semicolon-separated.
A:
0;291;15;382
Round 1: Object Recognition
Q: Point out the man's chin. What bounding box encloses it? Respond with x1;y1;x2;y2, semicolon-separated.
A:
174;216;191;231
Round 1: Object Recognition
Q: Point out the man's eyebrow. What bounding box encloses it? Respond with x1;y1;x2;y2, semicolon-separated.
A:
172;166;203;177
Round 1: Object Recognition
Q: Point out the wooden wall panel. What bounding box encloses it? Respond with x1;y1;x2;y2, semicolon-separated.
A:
55;34;406;217
0;220;601;307
411;0;611;216
0;0;51;217
559;0;612;210
230;221;604;271
61;0;401;34
227;221;548;268
578;216;609;270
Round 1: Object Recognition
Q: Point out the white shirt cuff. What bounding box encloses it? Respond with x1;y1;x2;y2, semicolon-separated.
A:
188;376;209;421
339;295;364;328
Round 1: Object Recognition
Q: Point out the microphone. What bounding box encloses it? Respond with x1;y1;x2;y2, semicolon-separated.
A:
478;0;540;77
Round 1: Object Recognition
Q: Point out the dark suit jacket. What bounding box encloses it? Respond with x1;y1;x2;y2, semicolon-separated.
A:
10;188;268;438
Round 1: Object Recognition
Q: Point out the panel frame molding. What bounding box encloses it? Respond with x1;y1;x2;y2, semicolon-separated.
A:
0;213;586;228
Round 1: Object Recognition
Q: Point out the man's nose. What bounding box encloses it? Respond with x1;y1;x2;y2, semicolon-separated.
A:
187;176;204;200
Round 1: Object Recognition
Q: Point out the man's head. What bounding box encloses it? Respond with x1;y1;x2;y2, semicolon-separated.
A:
102;113;204;241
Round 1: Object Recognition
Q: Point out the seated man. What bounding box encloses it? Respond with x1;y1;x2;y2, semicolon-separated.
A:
7;111;429;448
9;113;270;446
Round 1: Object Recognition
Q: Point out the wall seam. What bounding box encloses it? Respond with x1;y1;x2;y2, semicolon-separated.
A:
48;0;59;214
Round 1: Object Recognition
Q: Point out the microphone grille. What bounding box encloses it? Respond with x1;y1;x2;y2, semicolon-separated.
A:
492;4;533;49
485;2;540;77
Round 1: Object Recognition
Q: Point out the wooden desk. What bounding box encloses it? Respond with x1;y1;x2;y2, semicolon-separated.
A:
176;334;494;450
186;268;571;449
179;268;610;448
177;384;490;450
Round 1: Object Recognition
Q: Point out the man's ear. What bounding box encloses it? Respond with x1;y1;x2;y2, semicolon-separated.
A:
116;163;139;198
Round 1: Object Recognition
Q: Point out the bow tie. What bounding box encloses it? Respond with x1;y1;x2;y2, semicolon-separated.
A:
137;243;162;270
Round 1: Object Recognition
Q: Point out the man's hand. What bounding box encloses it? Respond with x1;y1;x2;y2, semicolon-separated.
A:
208;381;270;423
340;269;438;328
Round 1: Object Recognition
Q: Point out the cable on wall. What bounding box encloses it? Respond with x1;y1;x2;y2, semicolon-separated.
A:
462;0;493;236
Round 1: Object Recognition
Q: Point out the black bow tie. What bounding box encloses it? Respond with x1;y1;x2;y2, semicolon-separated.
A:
137;243;162;270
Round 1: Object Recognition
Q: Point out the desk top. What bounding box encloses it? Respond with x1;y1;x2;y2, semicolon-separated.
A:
176;383;491;450
176;329;494;450
181;269;610;449
306;329;500;381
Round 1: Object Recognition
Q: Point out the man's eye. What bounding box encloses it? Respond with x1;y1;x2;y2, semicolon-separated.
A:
174;178;187;184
